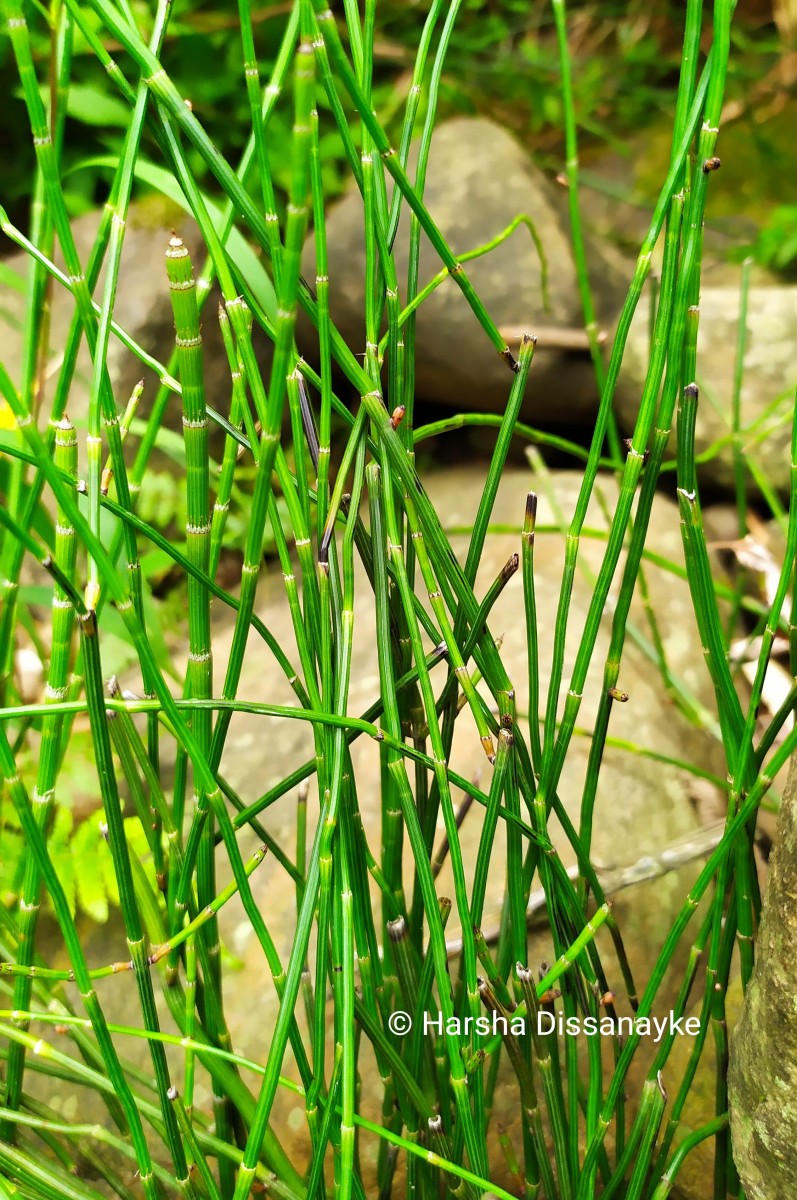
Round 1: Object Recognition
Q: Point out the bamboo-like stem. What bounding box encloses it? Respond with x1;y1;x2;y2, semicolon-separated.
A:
237;0;285;287
166;231;229;1183
1;2;779;1197
209;303;246;579
535;57;713;814
86;0;516;372
577;730;797;1193
0;729;158;1197
0;1017;302;1196
0;2;71;706
79;608;197;1195
1;416;78;1140
577;185;687;865
550;0;620;460
649;1116;729;1200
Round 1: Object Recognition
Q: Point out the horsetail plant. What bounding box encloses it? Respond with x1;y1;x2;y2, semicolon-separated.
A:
1;416;78;1141
1;0;794;1199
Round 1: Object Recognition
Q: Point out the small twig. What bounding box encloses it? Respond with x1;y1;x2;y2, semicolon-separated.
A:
500;324;607;352
445;819;728;956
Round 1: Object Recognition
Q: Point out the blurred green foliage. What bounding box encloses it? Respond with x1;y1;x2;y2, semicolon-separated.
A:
751;205;797;275
0;0;792;269
1;725;152;922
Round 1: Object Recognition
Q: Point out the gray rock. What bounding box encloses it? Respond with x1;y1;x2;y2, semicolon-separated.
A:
298;117;629;422
616;285;797;495
729;756;797;1199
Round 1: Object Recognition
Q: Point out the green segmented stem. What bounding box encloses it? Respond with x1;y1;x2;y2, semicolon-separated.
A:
375;459;490;1176
78;608;197;1195
518;963;574;1198
310;2;516;371
101;380;142;495
0;728;158;1198
166;231;230;1177
168;1086;222;1200
83;0;172;793
433;332;535;768
1;416;78;1140
0;3;72;704
2;1;782;1195
166;237;213;742
210;302;248;576
577;185;686;864
397;0;463;432
169;25;316;922
640;904;714;1190
228;557;354;1197
479;976;554;1198
367;463;407;951
308;100;333;533
318;421;366;1190
522;492;543;773
385;0;444;247
470;730;511;930
727;257;753;636
550;0;618;460
237;0;285;287
676;373;753;1021
624;1074;668;1200
401;489;496;762
378;213;550;363
332;831;356;1200
650;1116;729;1200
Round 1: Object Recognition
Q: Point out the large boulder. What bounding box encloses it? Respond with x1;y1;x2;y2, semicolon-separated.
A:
616;285;797;496
298;117;630;422
729;756;797;1198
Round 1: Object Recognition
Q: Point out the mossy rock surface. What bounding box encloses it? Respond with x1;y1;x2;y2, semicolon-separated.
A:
728;756;797;1199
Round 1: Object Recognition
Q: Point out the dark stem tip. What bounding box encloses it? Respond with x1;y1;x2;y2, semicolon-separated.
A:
501;346;520;373
501;553;520;583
